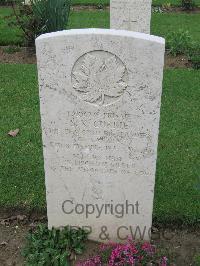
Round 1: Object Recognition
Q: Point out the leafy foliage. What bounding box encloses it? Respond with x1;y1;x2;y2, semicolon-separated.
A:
3;45;20;54
187;42;200;69
166;29;200;69
194;254;200;266
22;224;89;266
181;0;196;9
0;0;13;5
9;0;71;46
31;0;71;33
166;30;191;56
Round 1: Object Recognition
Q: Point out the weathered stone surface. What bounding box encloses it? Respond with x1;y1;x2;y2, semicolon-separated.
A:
36;29;165;242
110;0;152;34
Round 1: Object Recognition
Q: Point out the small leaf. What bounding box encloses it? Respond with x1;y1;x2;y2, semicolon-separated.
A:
73;72;88;83
8;128;20;137
74;247;83;255
81;91;101;103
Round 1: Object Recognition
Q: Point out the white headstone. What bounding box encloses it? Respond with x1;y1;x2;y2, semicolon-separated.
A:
36;29;165;242
110;0;152;34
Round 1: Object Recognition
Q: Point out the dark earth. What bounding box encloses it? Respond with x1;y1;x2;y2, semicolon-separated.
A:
1;4;200;12
0;210;199;266
0;46;193;69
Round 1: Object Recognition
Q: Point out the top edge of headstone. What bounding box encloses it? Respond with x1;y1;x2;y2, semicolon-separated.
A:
35;28;165;45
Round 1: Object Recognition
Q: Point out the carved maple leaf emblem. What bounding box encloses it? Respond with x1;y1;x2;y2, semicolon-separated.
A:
72;53;127;105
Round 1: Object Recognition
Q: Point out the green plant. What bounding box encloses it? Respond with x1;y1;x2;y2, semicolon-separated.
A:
31;0;71;33
8;1;40;46
22;224;89;265
166;30;191;56
190;55;200;69
9;0;71;46
187;43;200;69
162;2;172;9
0;0;16;5
181;0;196;9
194;254;200;266
0;0;9;5
3;45;20;53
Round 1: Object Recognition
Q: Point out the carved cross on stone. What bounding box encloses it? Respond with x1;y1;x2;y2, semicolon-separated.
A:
122;10;137;30
110;0;152;34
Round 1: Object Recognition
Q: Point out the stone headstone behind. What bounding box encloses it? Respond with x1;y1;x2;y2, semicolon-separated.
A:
110;0;152;34
36;29;165;242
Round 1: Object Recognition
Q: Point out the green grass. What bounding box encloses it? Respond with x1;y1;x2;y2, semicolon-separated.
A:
2;0;198;6
68;10;110;29
0;8;200;46
0;64;45;209
153;0;200;5
152;13;200;43
0;7;23;46
0;64;200;224
69;11;200;43
72;0;200;6
154;69;200;224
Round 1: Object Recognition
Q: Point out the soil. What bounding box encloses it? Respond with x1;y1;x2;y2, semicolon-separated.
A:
0;46;193;69
0;224;27;266
1;4;200;13
0;47;36;64
71;5;200;13
152;6;200;14
165;54;192;69
0;211;200;266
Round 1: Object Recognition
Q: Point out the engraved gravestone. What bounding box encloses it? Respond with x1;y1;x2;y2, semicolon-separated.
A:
110;0;152;34
36;29;165;241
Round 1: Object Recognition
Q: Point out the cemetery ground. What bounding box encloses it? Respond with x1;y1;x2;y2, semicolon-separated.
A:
1;8;200;47
0;67;200;264
0;1;200;266
49;0;200;6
